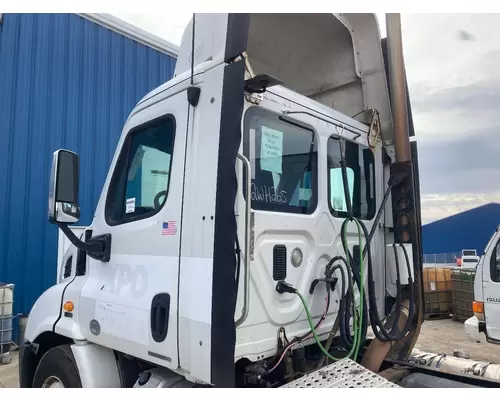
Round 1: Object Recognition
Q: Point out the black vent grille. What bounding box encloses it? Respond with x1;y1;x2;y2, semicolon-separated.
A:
63;256;72;279
273;245;287;281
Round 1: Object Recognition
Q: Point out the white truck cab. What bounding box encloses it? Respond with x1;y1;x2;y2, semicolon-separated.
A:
20;13;499;389
465;226;500;344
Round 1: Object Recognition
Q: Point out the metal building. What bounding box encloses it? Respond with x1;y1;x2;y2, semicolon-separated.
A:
422;203;500;262
0;13;178;315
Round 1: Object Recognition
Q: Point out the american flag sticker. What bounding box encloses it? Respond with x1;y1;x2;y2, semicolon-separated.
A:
162;221;177;236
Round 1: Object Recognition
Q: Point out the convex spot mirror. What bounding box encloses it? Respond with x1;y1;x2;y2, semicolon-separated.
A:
48;149;80;224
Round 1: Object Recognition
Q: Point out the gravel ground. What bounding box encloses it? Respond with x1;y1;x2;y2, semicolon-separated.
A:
0;318;498;388
415;318;500;364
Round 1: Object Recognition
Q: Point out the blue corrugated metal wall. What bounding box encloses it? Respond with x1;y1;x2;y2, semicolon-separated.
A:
0;13;176;315
422;203;500;255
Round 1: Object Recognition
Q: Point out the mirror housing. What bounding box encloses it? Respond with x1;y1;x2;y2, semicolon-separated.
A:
48;149;80;224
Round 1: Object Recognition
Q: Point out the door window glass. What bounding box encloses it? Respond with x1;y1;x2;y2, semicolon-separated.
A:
106;115;176;225
243;108;318;215
327;137;376;220
491;241;500;282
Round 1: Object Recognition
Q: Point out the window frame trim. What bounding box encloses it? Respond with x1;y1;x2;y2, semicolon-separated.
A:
327;135;376;221
104;113;177;227
490;238;500;283
242;106;319;216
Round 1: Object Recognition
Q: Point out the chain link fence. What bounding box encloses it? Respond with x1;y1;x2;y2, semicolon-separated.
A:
423;252;462;264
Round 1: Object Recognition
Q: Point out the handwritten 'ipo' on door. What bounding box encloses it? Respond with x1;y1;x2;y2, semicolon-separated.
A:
260;126;283;174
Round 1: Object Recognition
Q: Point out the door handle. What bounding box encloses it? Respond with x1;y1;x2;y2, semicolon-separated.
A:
150;293;170;343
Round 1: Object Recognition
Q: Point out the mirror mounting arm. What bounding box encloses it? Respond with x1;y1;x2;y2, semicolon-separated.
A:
58;224;111;263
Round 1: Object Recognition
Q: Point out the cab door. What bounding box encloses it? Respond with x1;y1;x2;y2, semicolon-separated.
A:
482;231;500;342
76;88;189;370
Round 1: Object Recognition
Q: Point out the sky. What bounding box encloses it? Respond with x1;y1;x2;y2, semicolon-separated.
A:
112;13;500;224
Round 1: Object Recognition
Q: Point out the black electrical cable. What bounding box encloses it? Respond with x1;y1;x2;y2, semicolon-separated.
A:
335;139;369;351
324;258;350;347
321;253;368;356
190;14;195;86
338;219;369;350
267;288;332;373
346;216;416;343
339;139;353;218
363;182;394;258
338;182;400;345
397;243;415;333
366;240;415;342
328;255;359;351
268;140;416;368
363;168;407;259
366;237;414;342
282;329;290;346
336;137;416;345
289;289;331;346
388;243;403;336
297;290;331;342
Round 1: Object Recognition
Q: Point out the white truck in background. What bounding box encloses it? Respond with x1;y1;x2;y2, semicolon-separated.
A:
461;257;480;268
459;249;480;268
466;226;500;345
462;250;477;258
19;13;500;389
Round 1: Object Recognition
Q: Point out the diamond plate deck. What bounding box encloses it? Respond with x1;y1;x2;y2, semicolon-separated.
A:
280;358;401;388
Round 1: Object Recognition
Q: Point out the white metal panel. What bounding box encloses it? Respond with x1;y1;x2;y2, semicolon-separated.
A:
233;86;386;362
177;63;226;383
64;80;191;379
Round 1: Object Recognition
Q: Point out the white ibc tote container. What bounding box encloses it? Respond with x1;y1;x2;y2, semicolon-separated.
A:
0;283;14;364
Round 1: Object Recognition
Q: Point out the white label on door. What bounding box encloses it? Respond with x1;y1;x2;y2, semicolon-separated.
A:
429;281;436;291
126;198;136;213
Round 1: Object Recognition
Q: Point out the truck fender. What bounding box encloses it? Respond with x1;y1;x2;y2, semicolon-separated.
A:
19;339;123;388
24;283;84;343
71;342;122;388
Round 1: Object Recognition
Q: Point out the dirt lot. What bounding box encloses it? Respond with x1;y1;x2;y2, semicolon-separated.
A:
0;318;498;388
414;318;500;364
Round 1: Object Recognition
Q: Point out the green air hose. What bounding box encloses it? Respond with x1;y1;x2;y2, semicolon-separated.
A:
342;217;366;361
295;216;366;362
296;290;357;362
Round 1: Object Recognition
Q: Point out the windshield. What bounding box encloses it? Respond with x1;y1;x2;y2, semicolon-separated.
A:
243;107;317;214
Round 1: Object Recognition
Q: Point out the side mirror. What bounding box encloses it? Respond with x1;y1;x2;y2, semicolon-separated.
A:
48;149;80;224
